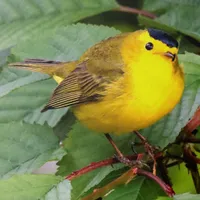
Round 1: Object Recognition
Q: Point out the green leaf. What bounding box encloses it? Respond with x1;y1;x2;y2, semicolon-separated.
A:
12;23;121;61
0;47;11;67
69;167;117;200
1;66;66;128
79;167;166;200
85;168;165;200
104;177;165;200
0;0;119;49
0;122;59;178
50;147;67;161
178;36;200;54
80;165;123;198
0;68;48;98
24;106;68;128
53;110;76;141
140;52;200;148
0;174;71;200
0;78;56;123
140;0;200;40
42;179;71;200
82;10;139;33
174;193;200;200
156;197;171;200
78;167;167;200
168;163;195;194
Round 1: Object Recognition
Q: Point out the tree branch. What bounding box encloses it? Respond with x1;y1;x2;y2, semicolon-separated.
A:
183;137;200;144
137;169;175;197
184;107;200;134
66;153;163;181
184;146;200;164
66;154;137;180
183;146;200;193
115;5;156;19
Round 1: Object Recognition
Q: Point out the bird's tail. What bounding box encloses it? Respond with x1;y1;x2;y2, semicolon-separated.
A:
9;59;77;82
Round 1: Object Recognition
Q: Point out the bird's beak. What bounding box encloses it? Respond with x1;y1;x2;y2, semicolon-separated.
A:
164;51;176;61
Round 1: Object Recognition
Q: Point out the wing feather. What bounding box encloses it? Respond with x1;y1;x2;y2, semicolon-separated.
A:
41;62;104;112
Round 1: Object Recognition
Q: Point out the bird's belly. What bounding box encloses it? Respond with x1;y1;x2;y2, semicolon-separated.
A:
73;81;183;134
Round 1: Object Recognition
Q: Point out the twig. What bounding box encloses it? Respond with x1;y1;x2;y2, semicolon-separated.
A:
184;146;200;164
184;107;200;134
157;157;172;186
137;169;175;197
183;137;200;144
66;154;137;180
66;153;163;181
166;161;183;168
183;146;200;193
115;5;156;19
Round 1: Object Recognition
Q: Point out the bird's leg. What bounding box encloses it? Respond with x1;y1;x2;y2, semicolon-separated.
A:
134;131;157;175
104;133;143;167
104;133;124;158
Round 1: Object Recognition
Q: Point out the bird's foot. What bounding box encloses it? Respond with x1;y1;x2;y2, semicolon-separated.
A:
104;133;151;170
114;153;149;169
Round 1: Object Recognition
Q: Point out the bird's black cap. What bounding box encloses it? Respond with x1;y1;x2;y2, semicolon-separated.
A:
147;28;178;48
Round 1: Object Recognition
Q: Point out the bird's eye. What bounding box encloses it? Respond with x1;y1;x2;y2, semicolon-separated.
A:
145;42;153;50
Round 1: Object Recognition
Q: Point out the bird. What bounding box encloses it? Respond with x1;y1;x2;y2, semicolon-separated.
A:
10;28;184;172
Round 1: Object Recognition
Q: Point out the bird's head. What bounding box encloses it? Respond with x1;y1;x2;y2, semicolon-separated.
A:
145;28;178;62
121;28;179;68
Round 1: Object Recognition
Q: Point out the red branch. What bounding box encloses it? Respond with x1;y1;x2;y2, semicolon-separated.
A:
184;107;200;134
116;5;156;19
184;146;200;164
66;154;137;180
137;169;175;197
66;153;163;180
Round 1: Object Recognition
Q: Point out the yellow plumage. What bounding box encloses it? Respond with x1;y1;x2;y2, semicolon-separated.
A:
10;29;184;134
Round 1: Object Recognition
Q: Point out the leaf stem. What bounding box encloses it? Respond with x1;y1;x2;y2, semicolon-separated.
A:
115;5;156;19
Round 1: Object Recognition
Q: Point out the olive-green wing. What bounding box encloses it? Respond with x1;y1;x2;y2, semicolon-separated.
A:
79;33;128;78
41;62;105;112
41;34;128;111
